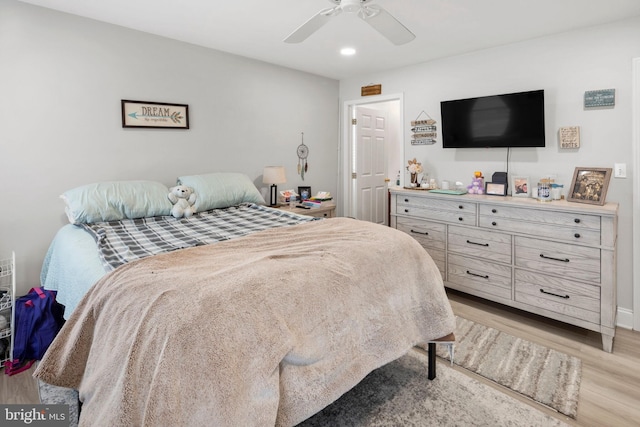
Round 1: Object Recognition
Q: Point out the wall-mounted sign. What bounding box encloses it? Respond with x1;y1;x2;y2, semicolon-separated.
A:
559;126;580;149
122;100;189;129
411;114;437;145
584;89;615;108
361;84;382;96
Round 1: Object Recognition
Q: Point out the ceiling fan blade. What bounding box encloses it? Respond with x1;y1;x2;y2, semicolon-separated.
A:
284;7;342;43
358;5;415;45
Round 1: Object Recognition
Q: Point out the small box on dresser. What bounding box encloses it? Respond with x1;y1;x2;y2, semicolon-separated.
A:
389;188;618;352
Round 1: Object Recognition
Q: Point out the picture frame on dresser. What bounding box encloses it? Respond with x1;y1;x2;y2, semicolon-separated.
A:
567;167;612;205
485;182;507;196
298;186;311;200
511;176;530;197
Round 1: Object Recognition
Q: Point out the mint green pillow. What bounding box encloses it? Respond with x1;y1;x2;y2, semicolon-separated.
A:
177;172;265;211
61;180;173;224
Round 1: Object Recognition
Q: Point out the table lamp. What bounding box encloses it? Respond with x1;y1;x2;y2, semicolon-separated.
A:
263;166;286;206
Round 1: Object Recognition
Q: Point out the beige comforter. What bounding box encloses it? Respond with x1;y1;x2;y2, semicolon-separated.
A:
34;217;455;426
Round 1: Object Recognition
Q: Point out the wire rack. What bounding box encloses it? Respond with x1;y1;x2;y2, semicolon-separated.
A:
0;253;15;367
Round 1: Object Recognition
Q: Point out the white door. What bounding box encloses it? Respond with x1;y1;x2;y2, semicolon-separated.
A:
353;106;388;225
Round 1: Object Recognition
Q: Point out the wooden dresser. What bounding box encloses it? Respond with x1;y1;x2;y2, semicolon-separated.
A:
389;188;619;352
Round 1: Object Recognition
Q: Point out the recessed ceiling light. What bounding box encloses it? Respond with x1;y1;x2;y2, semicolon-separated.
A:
340;47;356;56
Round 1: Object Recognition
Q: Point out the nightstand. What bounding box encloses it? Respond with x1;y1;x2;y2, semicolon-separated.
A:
280;203;336;218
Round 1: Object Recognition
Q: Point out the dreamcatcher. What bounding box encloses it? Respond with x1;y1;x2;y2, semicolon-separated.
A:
297;132;309;180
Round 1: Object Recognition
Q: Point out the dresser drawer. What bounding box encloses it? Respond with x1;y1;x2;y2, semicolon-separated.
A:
447;253;511;299
396;196;476;225
448;225;512;264
396;217;445;251
480;204;600;229
397;195;477;213
479;215;601;245
515;270;600;324
515;236;601;283
479;204;601;245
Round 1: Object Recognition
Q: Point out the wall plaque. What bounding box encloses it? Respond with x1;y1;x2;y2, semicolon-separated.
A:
584;89;615;108
122;100;189;129
410;112;437;145
559;126;580;149
361;84;382;96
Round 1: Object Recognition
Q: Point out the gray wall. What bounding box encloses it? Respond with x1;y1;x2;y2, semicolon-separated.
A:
339;16;640;321
0;1;339;294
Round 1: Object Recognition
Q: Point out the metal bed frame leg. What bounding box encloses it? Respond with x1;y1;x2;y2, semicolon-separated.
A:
427;340;455;380
428;342;436;380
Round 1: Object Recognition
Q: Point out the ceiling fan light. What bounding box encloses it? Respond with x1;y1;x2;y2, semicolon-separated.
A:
340;47;356;56
341;0;365;13
358;5;381;20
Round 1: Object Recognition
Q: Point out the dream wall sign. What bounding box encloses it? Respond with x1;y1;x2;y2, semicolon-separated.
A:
121;100;189;129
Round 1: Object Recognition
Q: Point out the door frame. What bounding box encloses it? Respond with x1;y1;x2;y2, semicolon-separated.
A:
633;57;640;331
340;93;404;219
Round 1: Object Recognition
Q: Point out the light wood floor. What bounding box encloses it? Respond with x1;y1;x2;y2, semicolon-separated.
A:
1;290;639;426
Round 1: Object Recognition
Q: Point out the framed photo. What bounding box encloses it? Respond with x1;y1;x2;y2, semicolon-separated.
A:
485;182;507;196
121;100;189;129
568;167;612;205
298;186;311;200
511;176;530;197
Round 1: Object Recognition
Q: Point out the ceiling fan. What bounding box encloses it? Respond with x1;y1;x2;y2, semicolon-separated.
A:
284;0;416;45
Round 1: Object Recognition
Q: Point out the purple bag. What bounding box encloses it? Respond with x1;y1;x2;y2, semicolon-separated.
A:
5;287;65;376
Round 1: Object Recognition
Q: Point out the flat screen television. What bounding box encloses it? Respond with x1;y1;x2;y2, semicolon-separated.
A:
440;90;545;148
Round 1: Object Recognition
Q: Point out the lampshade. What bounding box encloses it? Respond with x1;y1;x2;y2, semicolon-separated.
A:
263;166;287;184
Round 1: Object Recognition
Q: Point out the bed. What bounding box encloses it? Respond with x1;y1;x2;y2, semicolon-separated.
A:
34;173;456;427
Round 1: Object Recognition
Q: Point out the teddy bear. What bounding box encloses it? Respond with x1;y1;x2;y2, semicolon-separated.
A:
168;185;197;218
467;176;485;194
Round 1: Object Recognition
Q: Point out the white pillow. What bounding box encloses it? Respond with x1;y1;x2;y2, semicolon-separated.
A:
177;172;265;211
61;180;173;224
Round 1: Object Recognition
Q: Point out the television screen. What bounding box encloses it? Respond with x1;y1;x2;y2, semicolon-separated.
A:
440;90;545;148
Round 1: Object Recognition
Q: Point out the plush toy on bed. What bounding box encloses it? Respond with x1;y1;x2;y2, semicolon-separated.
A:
168;185;197;219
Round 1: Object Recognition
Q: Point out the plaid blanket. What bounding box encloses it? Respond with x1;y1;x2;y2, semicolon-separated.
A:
80;204;315;271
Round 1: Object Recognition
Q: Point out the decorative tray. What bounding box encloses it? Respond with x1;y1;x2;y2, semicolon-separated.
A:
427;189;468;195
402;186;430;190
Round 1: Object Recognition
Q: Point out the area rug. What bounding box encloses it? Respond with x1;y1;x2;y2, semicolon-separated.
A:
38;380;79;427
436;316;582;418
299;349;569;426
40;350;568;427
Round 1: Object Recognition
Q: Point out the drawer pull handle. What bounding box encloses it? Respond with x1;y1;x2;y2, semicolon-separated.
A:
404;209;409;213
539;254;570;263
410;229;429;236
574;233;581;238
466;270;489;279
458;205;464;209
466;240;489;247
404;199;409;202
458;217;464;221
491;221;497;226
574;218;581;223
540;289;570;299
492;209;497;213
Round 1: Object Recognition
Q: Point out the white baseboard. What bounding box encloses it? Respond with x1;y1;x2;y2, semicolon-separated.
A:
617;307;634;330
